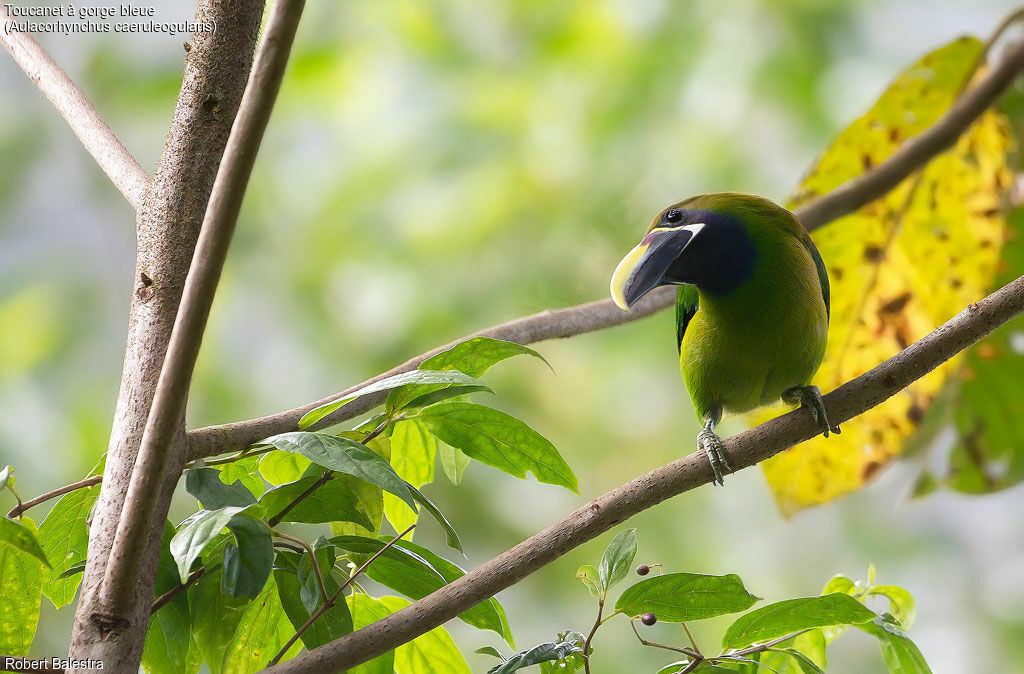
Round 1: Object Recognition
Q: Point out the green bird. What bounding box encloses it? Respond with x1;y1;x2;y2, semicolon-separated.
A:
609;192;838;485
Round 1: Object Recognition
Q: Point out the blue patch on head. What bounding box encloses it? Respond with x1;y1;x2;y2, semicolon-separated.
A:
661;209;757;295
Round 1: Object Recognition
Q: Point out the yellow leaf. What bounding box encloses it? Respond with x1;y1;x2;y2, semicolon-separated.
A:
751;36;1015;516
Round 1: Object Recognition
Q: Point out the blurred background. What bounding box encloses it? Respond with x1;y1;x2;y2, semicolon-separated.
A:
2;1;1023;671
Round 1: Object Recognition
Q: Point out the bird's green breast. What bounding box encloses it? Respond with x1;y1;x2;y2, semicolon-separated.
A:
680;234;828;420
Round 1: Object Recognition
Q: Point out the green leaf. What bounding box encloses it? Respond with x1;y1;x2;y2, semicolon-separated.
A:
0;465;10;490
331;535;503;635
299;540;335;612
419;403;578;492
763;648;825;674
169;506;261;584
220;576;300;673
389;384;494;413
820;574;856;596
476;646;505;660
218;457;266;499
0;516;43;655
274;550;353;650
347;594;396;674
221;516;273;599
298;370;487;429
387;537;513;644
598;528;637;593
258;475;372;528
722;593;877;650
384;419;436;535
379;595;471;673
866;586;917;629
188;565;249;674
258;450;311;485
576;564;602;598
186;466;257;509
38;482;100;608
858;617;932;673
420;336;551;377
615;573;759;622
408;484;463;552
438;443;470;484
143;522;199;674
332;430;390;539
756;629;828;674
259;432;418;511
0;516;50;568
486;639;583;674
57;560;87;579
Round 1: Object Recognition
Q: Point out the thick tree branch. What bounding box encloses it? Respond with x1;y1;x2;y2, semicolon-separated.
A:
0;4;149;209
68;2;266;669
268;274;1024;673
187;37;1024;461
99;0;305;615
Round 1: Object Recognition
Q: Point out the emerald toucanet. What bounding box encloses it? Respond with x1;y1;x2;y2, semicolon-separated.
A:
610;193;839;485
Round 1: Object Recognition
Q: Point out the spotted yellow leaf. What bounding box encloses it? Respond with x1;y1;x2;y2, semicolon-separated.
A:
751;36;1015;516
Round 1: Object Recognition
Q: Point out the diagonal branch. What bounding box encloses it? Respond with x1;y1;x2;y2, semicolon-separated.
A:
98;0;306;615
0;4;150;210
267;274;1024;672
186;36;1024;461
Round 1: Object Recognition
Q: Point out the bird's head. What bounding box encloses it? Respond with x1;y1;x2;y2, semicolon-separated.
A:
610;193;788;310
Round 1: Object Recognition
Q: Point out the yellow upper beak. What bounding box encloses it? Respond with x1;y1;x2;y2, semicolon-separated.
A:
609;223;705;311
610;239;653;311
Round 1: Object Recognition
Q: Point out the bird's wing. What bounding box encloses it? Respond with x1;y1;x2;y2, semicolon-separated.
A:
675;285;699;353
802;232;830;322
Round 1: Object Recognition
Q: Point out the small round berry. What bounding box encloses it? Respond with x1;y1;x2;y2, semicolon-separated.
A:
641;612;657;626
636;564;650;576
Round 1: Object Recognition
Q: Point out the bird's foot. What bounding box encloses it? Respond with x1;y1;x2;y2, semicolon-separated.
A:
797;385;840;437
697;427;731;486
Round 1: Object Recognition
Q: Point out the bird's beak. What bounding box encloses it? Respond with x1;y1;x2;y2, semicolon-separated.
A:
610;223;704;310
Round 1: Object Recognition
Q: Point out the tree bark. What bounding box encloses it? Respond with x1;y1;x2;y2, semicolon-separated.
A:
67;2;265;671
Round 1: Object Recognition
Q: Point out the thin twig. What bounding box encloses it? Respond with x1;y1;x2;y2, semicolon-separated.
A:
630;620;701;659
6;476;102;519
150;567;205;615
582;599;604;674
98;0;306;614
266;274;1024;673
0;4;149;209
268;523;416;667
681;622;701;656
274;531;329;604
186;36;1024;462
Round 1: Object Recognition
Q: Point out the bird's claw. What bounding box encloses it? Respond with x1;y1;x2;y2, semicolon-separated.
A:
799;385;840;437
697;428;731;486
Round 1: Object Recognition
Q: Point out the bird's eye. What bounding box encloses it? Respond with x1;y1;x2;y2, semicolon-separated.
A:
664;209;683;224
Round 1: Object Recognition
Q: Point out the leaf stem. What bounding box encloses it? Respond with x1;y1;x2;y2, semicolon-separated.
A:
274;531;329;605
629;619;701;660
268;524;416;667
681;622;702;656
